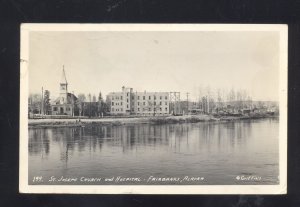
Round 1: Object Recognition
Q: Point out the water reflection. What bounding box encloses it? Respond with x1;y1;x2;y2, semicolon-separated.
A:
29;129;50;156
28;118;279;185
30;122;255;155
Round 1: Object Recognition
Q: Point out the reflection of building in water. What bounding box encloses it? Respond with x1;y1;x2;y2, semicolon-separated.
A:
107;124;171;151
28;121;254;161
28;128;50;156
106;86;170;116
41;125;172;154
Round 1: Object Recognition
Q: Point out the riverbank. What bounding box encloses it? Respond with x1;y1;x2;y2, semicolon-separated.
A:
28;114;278;128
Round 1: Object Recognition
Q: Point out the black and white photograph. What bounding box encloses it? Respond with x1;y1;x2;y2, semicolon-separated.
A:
19;24;287;194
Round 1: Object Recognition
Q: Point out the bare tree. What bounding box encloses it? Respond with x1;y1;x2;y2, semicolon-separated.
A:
205;85;211;113
229;88;236;103
28;93;42;114
98;92;104;117
43;90;51;115
217;88;222;109
236;90;243;110
198;85;203;111
77;93;86;116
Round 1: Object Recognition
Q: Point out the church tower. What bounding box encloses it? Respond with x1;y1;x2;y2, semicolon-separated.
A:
59;66;68;104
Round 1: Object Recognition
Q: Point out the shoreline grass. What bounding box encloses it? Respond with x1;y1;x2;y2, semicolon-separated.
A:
28;114;278;128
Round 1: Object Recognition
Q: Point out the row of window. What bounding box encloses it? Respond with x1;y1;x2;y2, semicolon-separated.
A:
112;108;123;112
137;107;168;112
111;95;168;101
111;107;168;112
112;102;123;106
112;103;129;108
137;101;168;106
112;96;122;100
137;95;168;100
53;107;71;111
112;101;168;106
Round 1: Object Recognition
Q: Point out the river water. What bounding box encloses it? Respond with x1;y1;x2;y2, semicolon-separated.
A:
28;118;279;185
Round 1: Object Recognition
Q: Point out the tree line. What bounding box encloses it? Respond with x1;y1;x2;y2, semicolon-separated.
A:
76;92;109;117
194;85;278;114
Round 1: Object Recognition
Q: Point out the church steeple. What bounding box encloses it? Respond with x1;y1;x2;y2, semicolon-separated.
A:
60;65;68;85
59;65;68;104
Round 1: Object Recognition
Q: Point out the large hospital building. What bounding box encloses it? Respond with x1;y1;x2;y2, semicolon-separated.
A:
106;86;170;115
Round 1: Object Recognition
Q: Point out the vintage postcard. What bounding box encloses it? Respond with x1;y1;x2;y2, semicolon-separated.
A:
19;24;287;194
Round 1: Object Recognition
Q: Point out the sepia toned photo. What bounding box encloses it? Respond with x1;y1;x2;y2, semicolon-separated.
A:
19;24;287;194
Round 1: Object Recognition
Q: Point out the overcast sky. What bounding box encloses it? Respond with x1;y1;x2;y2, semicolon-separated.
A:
28;31;280;101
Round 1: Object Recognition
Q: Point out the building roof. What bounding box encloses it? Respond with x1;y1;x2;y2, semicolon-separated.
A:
52;93;77;105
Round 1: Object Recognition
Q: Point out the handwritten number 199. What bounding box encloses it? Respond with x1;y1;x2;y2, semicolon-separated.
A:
33;176;43;183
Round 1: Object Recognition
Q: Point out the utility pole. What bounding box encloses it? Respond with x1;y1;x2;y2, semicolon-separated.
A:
135;91;138;115
186;92;189;115
89;93;91;118
72;91;74;117
98;92;100;117
41;87;44;117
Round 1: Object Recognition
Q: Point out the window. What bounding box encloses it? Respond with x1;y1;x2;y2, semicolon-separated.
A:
165;96;168;100
138;96;140;100
127;105;129;108
138;102;140;106
127;93;129;96
165;107;168;111
127;99;128;102
121;96;123;100
154;102;156;105
112;102;114;106
160;108;162;111
121;102;122;106
160;96;162;100
143;102;145;105
160;102;162;105
149;96;151;100
143;96;145;100
154;96;156;100
138;108;140;111
149;108;151;111
53;107;57;111
66;107;70;111
112;97;114;100
165;102;168;105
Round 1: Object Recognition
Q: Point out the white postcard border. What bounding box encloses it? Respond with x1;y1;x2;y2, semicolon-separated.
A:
19;24;288;194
